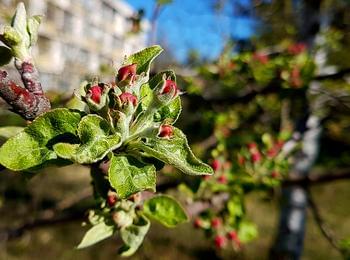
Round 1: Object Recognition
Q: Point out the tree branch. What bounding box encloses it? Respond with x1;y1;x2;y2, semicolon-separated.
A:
307;190;341;253
283;169;350;186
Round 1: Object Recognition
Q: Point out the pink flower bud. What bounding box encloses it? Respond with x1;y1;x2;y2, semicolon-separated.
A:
290;67;303;88
287;43;306;55
267;147;278;158
214;235;227;249
251;152;262;163
88;85;102;104
161;80;178;97
227;230;238;241
211;217;221;229
247;142;257;150
193;218;203;229
217;175;228;184
252;52;269;64
119;92;138;107
211;159;220;172
271;171;280;178
107;193;118;207
117;63;137;82
237;155;245;166
158;124;173;138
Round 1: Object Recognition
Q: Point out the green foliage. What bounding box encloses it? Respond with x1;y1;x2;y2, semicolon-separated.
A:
0;22;211;255
0;108;82;171
0;3;42;60
143;195;188;228
0;126;24;139
108;155;156;199
119;215;150;256
77;221;115;249
129;127;213;176
53;115;122;164
124;45;162;77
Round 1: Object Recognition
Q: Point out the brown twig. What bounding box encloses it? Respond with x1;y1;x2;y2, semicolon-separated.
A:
283;169;350;186
307;190;341;253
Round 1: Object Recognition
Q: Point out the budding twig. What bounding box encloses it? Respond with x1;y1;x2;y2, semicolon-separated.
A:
0;59;51;120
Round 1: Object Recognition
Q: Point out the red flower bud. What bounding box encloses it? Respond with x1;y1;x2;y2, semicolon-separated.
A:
252;52;269;64
287;43;306;55
119;92;138;107
193;218;203;229
267;147;278;158
117;63;137;82
227;230;238;241
214;235;227;249
290;67;303;88
247;142;257;150
211;217;221;229
251;152;262;163
88;85;102;104
211;159;220;172
217;175;228;184
161;80;178;97
158;124;173;138
237;155;245;166
107;193;118;207
271;171;280;178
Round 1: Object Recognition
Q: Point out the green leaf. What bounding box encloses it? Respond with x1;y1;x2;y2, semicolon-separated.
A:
11;3;30;47
0;46;13;66
27;15;42;46
0;108;82;171
54;114;122;164
77;221;115;249
143;195;188;228
119;215;150;257
108;155;156;199
227;197;244;218
0;126;24;139
130;127;213;176
124;45;163;76
238;220;258;243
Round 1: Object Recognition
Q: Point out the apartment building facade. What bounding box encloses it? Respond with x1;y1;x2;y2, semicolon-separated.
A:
1;0;149;91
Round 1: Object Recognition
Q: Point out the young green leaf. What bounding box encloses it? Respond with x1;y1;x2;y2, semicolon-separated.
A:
77;221;115;249
0;126;24;139
124;45;163;76
129;127;213;176
108;155;156;199
0;108;82;171
119;215;150;257
143;195;188;228
237;220;258;243
27;15;42;46
53;114;121;164
11;3;30;47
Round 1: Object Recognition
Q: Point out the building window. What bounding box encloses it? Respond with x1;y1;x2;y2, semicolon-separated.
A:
63;11;74;34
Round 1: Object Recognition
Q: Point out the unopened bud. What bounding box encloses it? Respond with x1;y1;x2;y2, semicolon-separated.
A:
158;124;173;138
117;63;137;83
119;92;138;107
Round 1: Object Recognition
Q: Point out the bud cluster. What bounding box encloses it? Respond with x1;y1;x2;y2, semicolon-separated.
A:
193;216;241;250
78;62;181;143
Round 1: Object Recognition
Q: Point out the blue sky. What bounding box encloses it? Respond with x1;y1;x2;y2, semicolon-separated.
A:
126;0;256;62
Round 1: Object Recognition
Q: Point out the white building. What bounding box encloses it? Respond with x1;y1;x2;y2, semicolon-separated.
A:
1;0;149;91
